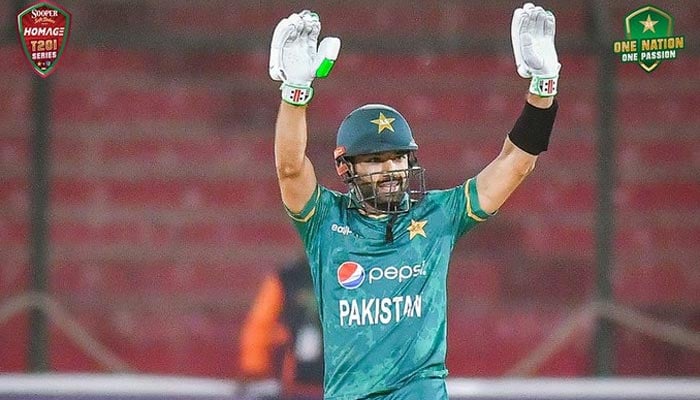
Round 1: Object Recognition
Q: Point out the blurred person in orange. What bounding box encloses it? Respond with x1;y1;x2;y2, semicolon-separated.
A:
240;258;323;400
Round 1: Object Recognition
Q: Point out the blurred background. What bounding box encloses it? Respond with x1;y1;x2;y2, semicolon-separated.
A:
0;0;699;392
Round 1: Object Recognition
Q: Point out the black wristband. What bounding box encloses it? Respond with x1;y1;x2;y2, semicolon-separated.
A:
507;99;558;155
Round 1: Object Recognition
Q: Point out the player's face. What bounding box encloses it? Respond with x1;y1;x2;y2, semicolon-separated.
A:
352;151;409;208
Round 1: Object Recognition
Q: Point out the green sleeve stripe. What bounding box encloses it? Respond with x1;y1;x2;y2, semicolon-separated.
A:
285;185;321;223
465;178;491;222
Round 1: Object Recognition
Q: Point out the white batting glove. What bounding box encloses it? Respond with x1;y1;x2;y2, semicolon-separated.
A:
511;3;560;97
269;10;341;106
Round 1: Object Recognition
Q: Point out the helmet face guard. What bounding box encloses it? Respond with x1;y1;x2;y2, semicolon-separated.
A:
340;154;426;214
334;103;426;214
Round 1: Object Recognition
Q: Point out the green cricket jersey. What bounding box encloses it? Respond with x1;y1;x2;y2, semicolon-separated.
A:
287;178;490;399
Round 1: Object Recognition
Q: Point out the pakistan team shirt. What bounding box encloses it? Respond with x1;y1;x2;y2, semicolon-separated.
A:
287;178;490;399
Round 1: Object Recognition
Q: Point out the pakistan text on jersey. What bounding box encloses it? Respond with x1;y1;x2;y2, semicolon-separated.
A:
339;295;422;327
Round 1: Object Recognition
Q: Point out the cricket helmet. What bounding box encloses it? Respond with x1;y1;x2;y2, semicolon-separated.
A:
333;104;425;214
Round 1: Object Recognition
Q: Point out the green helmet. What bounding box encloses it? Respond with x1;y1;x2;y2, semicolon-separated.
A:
335;104;418;159
334;104;425;215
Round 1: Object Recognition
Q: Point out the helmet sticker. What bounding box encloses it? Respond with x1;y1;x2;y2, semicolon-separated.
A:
370;112;396;134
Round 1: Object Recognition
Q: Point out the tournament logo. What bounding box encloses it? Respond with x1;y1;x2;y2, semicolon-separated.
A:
337;261;365;289
612;5;685;73
17;2;72;77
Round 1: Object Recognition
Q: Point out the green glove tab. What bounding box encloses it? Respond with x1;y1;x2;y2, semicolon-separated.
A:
315;58;336;78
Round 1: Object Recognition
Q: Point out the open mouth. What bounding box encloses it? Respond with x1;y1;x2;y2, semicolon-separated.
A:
378;182;399;193
376;176;403;194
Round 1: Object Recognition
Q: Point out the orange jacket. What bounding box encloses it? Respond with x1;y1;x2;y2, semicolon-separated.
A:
240;272;323;397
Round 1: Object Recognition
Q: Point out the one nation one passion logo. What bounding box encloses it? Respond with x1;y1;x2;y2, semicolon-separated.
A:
612;5;685;73
17;2;72;77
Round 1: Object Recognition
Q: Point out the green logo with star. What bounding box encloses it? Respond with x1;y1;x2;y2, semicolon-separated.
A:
612;5;685;73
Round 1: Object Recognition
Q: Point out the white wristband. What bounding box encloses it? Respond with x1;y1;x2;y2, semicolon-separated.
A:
281;83;314;106
529;75;558;97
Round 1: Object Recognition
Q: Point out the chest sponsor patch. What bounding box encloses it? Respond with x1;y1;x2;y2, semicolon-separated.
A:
337;261;365;289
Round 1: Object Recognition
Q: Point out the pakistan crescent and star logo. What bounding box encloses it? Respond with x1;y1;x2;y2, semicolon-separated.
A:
408;219;427;240
370;112;395;134
640;14;658;33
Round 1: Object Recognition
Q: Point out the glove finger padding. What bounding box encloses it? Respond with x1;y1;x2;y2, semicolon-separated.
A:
269;18;289;81
544;11;555;38
531;10;558;76
520;9;545;71
511;9;530;78
511;2;542;78
300;10;320;39
269;14;303;81
299;11;320;62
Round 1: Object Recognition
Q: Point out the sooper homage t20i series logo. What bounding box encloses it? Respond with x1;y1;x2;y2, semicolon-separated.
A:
17;2;71;77
612;5;685;73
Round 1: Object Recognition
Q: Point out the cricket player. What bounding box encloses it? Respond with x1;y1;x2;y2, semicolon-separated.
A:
270;3;559;399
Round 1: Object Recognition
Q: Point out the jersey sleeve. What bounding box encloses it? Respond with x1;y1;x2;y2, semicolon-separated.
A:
463;176;492;228
285;184;326;252
445;177;493;239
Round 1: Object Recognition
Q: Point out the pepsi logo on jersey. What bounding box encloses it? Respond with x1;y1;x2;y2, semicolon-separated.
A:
337;261;365;289
337;261;426;289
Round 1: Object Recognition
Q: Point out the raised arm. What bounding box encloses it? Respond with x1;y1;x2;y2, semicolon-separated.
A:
275;103;317;213
476;3;560;214
268;11;340;213
476;95;555;213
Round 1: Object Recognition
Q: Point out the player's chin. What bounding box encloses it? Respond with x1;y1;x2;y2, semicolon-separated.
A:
376;192;403;205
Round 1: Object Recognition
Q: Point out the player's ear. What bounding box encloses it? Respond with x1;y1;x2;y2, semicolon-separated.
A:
408;152;418;168
335;156;355;181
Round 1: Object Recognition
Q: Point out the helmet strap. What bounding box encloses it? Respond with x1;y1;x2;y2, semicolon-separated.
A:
385;213;398;243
